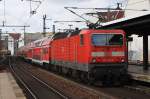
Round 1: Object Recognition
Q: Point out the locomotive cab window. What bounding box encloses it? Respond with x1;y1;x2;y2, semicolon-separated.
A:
80;34;84;45
92;34;123;46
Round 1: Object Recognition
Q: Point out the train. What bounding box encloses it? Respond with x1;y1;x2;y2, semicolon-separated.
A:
0;50;11;56
0;49;11;64
17;29;130;85
0;40;10;57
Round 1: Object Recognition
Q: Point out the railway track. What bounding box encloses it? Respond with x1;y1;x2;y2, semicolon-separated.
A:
9;57;68;99
125;85;150;94
10;57;150;99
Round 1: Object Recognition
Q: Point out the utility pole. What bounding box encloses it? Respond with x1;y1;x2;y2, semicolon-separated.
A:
52;25;55;34
43;14;46;37
22;25;30;45
5;35;8;50
42;14;51;37
23;26;27;34
0;29;2;51
0;29;2;41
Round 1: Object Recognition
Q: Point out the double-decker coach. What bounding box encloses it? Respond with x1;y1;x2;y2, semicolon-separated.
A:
41;37;52;68
26;42;34;62
32;39;44;64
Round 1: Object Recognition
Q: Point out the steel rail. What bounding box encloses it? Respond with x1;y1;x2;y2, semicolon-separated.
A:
14;58;150;99
8;57;37;99
30;72;69;99
10;57;68;99
17;61;68;99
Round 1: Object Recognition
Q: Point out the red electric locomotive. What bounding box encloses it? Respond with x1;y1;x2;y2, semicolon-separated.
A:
51;29;128;84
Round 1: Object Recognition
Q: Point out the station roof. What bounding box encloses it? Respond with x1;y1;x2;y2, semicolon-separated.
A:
99;12;150;36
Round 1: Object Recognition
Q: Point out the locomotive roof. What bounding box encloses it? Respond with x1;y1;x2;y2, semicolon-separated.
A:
52;29;81;40
52;29;123;40
52;32;69;40
69;30;81;36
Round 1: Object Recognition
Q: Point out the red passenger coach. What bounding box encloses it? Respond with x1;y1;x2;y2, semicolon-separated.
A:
32;39;43;64
31;37;52;67
26;42;34;62
51;29;128;84
41;37;52;66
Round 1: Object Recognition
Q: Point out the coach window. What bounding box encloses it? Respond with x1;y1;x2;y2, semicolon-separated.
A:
43;48;47;54
80;34;84;45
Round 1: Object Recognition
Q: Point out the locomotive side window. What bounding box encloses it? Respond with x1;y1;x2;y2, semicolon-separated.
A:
92;34;123;46
80;34;84;45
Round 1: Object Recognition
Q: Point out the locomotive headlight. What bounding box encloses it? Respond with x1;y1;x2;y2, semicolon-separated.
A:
92;58;96;63
121;58;125;62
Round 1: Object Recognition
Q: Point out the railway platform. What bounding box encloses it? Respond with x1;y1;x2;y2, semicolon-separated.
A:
128;65;150;83
0;72;26;99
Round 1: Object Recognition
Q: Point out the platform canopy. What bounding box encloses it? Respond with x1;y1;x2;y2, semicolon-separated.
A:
99;13;150;36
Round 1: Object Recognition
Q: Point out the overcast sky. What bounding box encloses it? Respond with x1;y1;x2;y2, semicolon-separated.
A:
0;0;123;33
1;0;150;59
0;0;128;54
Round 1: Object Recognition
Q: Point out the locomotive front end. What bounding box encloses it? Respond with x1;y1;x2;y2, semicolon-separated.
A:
89;30;129;84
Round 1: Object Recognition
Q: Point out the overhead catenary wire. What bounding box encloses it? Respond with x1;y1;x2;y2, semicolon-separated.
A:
123;0;129;17
115;0;119;3
127;0;147;6
64;7;93;24
0;1;30;29
23;0;45;25
33;0;43;13
68;7;149;11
